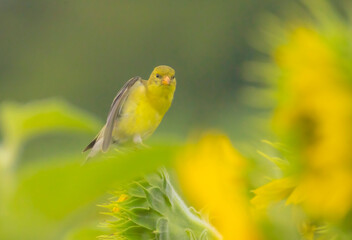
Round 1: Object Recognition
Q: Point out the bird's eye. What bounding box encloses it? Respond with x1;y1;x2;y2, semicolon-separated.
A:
171;76;175;80
156;74;161;78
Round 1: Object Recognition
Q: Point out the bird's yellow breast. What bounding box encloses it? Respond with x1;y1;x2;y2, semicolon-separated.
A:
113;81;174;141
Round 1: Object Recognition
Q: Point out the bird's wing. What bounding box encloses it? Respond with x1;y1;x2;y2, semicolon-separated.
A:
102;76;142;151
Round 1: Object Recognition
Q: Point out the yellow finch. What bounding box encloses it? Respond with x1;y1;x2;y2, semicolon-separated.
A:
83;65;176;158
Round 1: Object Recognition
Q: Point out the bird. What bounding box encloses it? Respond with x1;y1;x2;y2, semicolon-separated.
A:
83;65;176;158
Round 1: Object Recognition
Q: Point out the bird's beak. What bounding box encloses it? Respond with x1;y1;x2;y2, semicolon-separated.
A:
161;76;171;85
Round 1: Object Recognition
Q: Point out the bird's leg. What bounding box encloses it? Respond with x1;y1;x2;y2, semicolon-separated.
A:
133;135;150;148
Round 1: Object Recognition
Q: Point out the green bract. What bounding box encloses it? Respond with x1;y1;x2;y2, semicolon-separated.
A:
100;169;222;240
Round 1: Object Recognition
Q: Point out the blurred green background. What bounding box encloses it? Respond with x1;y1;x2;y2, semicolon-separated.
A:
1;1;351;239
0;2;285;239
0;0;295;150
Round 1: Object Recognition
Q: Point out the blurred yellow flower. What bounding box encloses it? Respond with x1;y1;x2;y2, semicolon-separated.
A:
300;222;318;240
253;27;352;221
251;177;297;209
274;28;352;170
177;132;262;240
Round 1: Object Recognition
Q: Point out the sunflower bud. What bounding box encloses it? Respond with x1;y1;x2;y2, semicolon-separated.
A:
99;169;222;240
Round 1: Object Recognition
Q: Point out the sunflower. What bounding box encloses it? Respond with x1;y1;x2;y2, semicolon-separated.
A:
252;20;352;221
177;132;262;240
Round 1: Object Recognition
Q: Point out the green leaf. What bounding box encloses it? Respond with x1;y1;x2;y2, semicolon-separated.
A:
128;182;147;198
0;99;100;145
144;187;170;214
128;208;161;230
2;146;176;240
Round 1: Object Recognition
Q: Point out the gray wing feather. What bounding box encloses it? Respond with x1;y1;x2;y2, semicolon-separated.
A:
102;76;141;151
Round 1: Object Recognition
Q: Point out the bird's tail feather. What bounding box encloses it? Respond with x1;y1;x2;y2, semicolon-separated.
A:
83;137;97;152
87;138;104;159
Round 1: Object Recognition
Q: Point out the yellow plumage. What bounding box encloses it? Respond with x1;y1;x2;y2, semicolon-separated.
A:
84;65;176;157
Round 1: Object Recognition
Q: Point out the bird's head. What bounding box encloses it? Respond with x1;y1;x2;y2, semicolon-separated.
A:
148;65;176;88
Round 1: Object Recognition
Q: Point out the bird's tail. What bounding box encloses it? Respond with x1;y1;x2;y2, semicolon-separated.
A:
83;128;105;162
86;137;104;159
83;136;97;152
81;137;104;165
